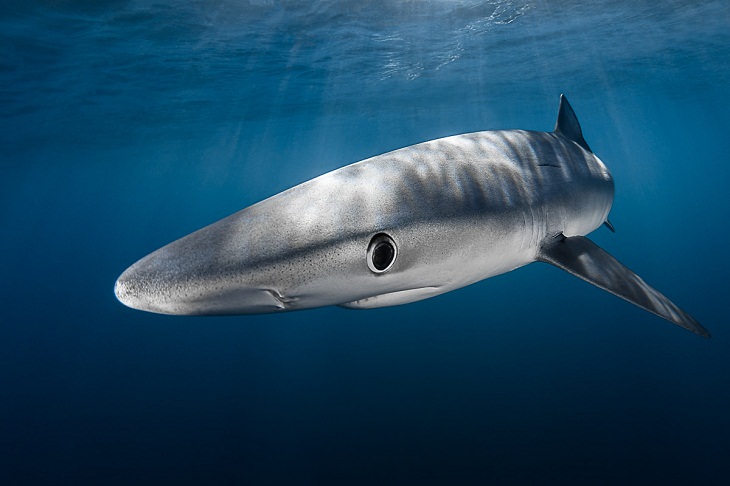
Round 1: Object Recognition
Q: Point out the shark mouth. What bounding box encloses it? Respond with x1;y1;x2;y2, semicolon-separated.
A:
339;286;443;309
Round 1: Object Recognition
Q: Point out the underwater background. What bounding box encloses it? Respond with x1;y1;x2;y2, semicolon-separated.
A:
2;1;730;484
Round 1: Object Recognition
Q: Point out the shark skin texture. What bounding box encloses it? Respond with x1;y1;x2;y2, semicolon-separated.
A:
115;95;709;338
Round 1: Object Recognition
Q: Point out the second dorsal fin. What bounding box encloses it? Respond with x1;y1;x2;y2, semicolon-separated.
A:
554;94;591;153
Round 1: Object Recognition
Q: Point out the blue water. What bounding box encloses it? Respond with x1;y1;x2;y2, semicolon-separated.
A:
2;1;730;484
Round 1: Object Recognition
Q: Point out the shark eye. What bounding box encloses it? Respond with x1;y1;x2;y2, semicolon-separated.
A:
367;233;397;273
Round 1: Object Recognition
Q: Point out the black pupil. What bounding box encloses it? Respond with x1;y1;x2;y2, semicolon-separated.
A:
372;241;395;271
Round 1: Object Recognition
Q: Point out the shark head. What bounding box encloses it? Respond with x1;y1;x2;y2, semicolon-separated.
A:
113;159;487;315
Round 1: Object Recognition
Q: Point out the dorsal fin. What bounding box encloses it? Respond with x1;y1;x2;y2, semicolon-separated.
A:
553;94;591;152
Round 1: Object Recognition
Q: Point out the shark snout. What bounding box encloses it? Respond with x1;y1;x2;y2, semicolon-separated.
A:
114;248;294;316
114;262;176;314
114;271;145;312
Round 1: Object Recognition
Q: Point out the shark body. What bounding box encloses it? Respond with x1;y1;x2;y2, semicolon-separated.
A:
115;95;708;337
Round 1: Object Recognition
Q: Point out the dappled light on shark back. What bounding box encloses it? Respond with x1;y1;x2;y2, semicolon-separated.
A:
115;95;708;338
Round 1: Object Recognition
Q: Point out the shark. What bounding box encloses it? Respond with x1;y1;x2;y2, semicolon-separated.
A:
115;95;709;338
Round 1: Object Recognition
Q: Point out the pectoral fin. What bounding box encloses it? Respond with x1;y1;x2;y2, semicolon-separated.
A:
537;235;709;338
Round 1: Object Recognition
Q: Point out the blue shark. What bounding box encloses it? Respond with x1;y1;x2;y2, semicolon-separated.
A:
115;95;708;337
